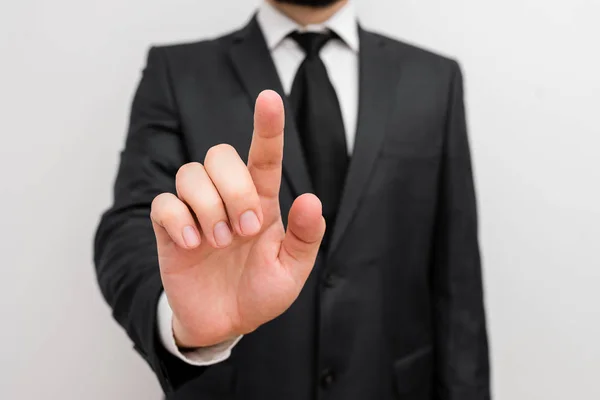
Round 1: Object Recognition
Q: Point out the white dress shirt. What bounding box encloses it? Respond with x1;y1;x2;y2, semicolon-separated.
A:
157;0;359;366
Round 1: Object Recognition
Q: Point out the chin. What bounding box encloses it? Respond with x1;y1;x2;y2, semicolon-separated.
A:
273;0;343;7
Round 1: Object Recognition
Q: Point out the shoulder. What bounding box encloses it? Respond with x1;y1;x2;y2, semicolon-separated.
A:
143;25;243;71
361;28;461;78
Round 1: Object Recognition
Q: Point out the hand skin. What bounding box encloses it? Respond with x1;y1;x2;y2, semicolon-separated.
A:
150;90;326;348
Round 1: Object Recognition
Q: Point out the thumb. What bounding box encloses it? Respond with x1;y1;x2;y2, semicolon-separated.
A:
279;193;326;284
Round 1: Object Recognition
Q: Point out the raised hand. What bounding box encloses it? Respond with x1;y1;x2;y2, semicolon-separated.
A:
150;90;326;348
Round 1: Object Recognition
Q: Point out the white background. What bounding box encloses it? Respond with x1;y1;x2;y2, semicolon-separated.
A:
1;0;598;399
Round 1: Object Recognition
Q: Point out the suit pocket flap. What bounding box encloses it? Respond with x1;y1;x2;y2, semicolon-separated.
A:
393;345;433;394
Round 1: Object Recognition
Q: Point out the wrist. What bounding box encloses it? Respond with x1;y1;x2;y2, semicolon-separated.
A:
172;316;240;349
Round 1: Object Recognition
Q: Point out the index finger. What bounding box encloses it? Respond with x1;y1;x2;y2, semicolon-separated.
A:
247;90;285;199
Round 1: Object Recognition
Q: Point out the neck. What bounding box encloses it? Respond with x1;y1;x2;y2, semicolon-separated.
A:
267;0;348;26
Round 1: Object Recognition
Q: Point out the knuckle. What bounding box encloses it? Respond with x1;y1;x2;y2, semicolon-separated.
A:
151;192;170;209
176;162;204;196
176;162;203;183
160;207;180;226
226;186;257;207
194;198;226;222
249;158;280;172
151;193;175;221
203;198;226;215
205;143;238;166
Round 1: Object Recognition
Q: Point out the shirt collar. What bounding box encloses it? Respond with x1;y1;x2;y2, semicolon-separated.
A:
256;1;359;52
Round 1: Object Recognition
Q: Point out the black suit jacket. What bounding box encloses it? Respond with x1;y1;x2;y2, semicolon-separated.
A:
94;17;490;400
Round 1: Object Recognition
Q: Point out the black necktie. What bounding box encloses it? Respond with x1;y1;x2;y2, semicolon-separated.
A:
288;31;349;245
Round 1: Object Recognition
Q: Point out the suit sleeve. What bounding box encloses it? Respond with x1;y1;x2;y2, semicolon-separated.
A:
94;47;207;392
431;61;491;400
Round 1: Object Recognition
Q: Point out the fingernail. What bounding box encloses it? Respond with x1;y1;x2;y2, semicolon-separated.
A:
182;226;200;248
213;221;232;247
240;210;260;235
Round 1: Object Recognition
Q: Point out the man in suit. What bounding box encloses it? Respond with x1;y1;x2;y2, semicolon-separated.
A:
94;0;490;399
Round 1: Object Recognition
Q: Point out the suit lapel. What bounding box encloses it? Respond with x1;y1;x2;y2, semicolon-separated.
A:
328;28;401;258
229;20;404;257
228;16;313;196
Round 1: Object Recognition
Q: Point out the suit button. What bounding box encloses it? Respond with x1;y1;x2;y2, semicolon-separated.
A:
323;273;336;288
320;368;335;389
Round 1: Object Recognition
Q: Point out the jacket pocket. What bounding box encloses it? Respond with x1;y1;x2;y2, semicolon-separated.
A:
393;345;433;395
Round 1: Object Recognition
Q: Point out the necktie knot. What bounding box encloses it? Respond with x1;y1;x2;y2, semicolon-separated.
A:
289;31;335;59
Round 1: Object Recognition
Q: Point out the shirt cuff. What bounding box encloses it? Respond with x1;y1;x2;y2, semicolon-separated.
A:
157;292;242;366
